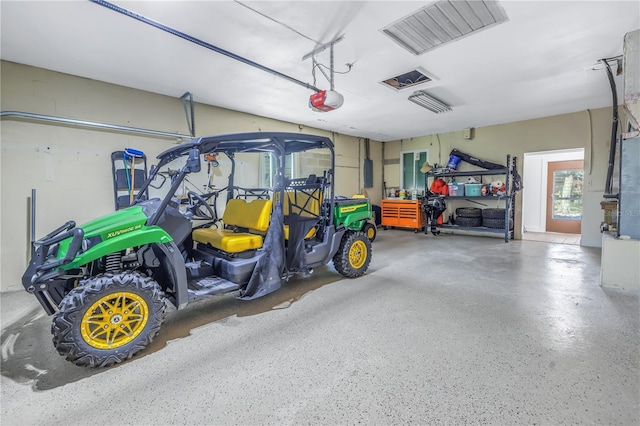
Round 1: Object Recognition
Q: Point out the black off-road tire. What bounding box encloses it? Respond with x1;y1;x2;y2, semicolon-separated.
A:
456;207;482;217
483;217;513;229
482;208;506;219
455;216;483;227
333;231;372;278
362;223;377;242
51;271;166;368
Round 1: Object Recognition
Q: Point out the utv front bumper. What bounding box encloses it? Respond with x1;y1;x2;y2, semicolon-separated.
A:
22;221;84;314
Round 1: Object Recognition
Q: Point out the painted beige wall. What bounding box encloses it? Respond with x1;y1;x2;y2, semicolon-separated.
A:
1;61;381;292
384;108;614;247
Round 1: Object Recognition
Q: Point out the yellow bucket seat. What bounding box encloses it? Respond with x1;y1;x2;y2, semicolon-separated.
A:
192;198;272;253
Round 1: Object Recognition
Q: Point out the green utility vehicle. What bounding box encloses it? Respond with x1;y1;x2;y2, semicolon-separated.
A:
22;132;374;367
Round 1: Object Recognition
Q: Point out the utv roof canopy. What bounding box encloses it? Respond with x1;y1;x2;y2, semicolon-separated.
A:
157;132;334;165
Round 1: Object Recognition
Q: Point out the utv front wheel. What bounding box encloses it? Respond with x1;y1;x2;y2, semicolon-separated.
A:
333;231;372;278
362;223;377;242
52;271;166;367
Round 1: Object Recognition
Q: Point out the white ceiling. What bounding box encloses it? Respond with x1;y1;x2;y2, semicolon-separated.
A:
1;1;638;142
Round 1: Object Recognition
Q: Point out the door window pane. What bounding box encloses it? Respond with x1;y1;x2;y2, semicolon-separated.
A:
401;150;428;190
402;152;414;189
414;152;427;187
551;169;583;220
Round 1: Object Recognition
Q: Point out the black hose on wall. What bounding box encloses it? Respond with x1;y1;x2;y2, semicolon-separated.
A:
602;59;619;198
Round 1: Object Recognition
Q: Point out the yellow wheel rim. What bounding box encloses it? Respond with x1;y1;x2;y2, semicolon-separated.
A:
81;292;149;349
366;227;375;240
348;240;367;269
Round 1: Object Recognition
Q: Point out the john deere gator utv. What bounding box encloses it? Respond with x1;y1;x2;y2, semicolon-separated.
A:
22;132;374;367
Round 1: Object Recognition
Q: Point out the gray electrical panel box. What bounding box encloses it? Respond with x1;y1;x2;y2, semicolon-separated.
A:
618;137;640;239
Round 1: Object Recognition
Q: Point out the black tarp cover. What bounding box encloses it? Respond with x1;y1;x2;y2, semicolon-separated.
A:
285;214;318;271
238;201;285;300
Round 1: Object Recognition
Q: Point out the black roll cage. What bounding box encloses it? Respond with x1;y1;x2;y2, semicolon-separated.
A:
136;132;336;228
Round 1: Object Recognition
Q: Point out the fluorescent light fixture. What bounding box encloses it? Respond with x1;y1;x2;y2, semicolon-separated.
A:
408;90;452;113
382;0;508;55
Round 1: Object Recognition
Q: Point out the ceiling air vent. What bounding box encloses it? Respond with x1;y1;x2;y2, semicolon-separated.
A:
381;68;432;91
382;0;509;55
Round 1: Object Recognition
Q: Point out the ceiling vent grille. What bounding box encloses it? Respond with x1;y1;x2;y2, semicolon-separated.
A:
382;0;508;55
408;90;452;114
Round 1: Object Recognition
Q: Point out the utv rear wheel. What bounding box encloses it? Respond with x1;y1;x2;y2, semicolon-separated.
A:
333;231;372;278
363;223;377;242
51;271;166;367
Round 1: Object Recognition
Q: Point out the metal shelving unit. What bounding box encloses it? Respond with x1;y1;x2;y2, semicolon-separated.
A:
424;155;517;242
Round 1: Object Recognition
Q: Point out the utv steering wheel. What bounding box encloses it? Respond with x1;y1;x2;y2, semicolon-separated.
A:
187;191;216;221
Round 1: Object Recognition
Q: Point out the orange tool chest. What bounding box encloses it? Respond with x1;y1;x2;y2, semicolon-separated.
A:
381;199;424;232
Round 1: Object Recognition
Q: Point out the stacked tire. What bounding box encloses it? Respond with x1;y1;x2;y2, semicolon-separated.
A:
455;207;482;227
482;208;507;229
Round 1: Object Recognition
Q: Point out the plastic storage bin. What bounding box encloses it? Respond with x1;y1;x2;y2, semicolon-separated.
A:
465;183;482;196
448;182;465;196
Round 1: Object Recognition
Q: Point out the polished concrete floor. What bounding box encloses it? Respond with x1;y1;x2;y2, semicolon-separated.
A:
1;230;638;425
